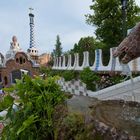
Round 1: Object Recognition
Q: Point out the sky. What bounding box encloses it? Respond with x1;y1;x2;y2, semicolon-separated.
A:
0;0;140;55
0;0;95;55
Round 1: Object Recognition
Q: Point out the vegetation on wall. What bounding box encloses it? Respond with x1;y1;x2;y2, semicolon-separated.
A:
62;70;78;82
80;67;100;91
39;67;129;91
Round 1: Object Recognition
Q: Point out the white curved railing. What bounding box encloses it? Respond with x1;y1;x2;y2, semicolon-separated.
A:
52;48;140;72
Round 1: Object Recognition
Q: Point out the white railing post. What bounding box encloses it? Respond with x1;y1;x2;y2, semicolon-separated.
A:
82;51;89;68
58;57;62;69
62;55;66;70
67;55;72;70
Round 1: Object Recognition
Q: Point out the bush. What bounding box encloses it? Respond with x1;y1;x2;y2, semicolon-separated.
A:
80;67;99;91
0;95;14;112
62;70;76;81
39;66;64;78
1;75;66;140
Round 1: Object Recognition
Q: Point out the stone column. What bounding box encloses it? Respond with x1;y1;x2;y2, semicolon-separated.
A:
67;55;72;70
105;48;115;71
58;57;62;69
82;51;89;68
62;55;66;70
55;57;59;69
91;49;102;71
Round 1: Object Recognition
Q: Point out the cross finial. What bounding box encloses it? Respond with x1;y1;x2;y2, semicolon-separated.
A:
29;8;34;14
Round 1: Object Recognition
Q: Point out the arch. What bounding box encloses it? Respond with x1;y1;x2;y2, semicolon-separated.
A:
79;52;84;66
89;51;95;66
4;76;8;85
71;53;75;67
65;55;68;67
102;48;110;66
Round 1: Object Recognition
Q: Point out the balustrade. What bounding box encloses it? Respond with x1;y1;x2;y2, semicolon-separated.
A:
52;48;140;72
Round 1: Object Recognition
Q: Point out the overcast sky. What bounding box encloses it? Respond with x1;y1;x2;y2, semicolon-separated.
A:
0;0;95;55
0;0;140;55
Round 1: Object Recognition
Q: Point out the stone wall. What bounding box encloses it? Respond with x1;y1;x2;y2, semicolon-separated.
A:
58;76;140;103
57;78;88;96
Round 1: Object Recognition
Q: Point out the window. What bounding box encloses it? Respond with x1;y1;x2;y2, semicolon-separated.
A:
20;57;23;64
11;70;21;83
23;58;26;63
4;76;8;85
16;58;19;63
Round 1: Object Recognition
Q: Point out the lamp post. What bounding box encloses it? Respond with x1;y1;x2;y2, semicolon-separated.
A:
121;0;127;38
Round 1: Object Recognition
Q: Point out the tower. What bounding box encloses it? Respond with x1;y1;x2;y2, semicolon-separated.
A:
29;8;35;49
27;8;38;59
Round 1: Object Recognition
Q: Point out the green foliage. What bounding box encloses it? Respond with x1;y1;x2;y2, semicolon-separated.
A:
39;66;50;74
80;67;99;91
110;75;124;84
52;35;62;57
70;36;105;54
39;67;79;82
71;36;104;53
0;95;14;112
54;112;104;140
62;70;77;81
55;112;85;140
86;0;140;48
1;75;66;140
69;36;106;66
39;67;64;79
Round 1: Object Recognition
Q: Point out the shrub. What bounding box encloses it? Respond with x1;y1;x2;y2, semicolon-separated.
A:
62;70;77;81
80;67;99;91
1;75;66;140
0;95;14;112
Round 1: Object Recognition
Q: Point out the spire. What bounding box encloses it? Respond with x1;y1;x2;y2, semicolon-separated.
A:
29;8;35;49
27;8;38;57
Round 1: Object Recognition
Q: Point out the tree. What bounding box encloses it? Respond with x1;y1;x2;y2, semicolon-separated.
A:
86;0;140;49
52;35;62;57
70;36;105;54
69;36;106;65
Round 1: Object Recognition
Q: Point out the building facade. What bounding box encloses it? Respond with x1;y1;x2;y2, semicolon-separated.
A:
0;36;39;87
38;53;51;66
0;9;51;87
